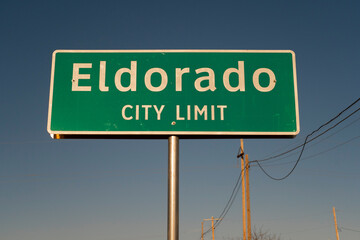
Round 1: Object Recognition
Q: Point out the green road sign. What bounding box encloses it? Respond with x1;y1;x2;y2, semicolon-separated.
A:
47;50;299;138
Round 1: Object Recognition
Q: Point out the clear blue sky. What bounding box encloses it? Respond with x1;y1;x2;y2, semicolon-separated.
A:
1;1;359;240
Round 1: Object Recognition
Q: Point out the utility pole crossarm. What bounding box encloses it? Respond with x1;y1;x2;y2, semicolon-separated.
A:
203;218;222;221
202;216;222;240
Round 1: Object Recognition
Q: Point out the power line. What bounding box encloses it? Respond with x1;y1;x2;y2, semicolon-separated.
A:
202;168;245;238
255;106;360;180
202;98;360;238
251;97;360;180
252;106;360;164
340;226;360;233
203;98;360;236
204;171;243;236
252;97;360;163
257;115;360;165
259;134;360;168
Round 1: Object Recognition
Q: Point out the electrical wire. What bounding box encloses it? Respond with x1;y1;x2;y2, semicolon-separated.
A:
202;98;360;238
251;97;360;180
203;171;243;236
259;135;360;168
255;108;360;180
203;142;246;237
340;227;360;233
256;115;360;165
253;107;360;164
201;168;245;238
201;98;360;234
203;98;360;237
252;98;360;163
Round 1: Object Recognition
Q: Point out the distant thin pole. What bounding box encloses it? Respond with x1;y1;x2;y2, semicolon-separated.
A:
240;139;247;240
201;221;204;240
212;216;215;240
245;154;251;240
333;207;340;240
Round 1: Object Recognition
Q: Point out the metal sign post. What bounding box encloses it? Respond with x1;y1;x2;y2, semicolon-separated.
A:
168;136;179;240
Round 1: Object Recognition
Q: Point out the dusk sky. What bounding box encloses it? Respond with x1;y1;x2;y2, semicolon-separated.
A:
1;1;359;240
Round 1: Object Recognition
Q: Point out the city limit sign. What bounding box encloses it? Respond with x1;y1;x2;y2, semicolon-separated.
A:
47;50;299;138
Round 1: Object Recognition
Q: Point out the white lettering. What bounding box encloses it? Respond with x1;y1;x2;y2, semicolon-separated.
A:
72;63;92;91
122;105;133;120
187;105;191;120
142;105;151;120
135;105;139;120
72;61;277;95
153;105;165;120
145;68;168;92
194;68;216;92
217;105;227;120
176;105;185;120
122;105;165;120
114;61;137;92
253;68;276;92
194;105;208;120
211;105;215;120
174;105;227;121
99;61;108;92
175;68;190;91
223;61;245;92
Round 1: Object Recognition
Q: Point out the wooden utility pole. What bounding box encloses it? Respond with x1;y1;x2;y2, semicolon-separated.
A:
333;207;340;240
238;140;252;240
211;216;215;240
245;154;251;240
203;216;222;240
201;221;204;240
240;139;247;240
